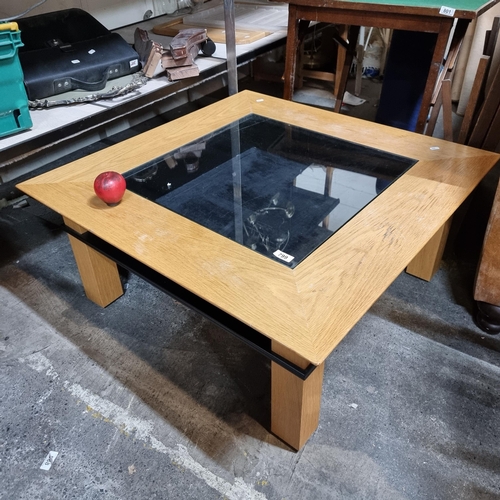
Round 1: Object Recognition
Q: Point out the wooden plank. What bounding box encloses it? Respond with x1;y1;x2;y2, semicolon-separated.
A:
153;21;269;44
334;25;359;112
269;0;495;19
425;88;442;137
424;19;467;137
468;62;500;148
484;17;500;57
415;18;455;134
301;69;335;82
334;24;348;99
271;341;324;449
283;6;302;100
441;79;454;142
481;103;500;151
457;55;490;144
17;91;500;365
430;19;467;105
457;18;500;144
64;218;123;307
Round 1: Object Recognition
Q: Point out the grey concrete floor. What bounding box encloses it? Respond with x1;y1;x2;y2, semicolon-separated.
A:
1;77;500;500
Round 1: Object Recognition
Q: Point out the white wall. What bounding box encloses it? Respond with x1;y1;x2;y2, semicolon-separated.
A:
1;0;155;29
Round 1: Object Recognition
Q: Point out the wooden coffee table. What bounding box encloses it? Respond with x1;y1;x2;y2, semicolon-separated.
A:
18;90;500;450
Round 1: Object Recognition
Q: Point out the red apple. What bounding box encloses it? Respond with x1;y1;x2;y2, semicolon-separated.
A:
94;171;126;205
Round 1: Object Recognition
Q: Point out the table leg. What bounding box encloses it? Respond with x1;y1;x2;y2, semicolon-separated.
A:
333;25;360;113
406;217;452;281
414;18;455;134
271;341;324;450
283;7;310;100
334;25;349;99
64;217;123;307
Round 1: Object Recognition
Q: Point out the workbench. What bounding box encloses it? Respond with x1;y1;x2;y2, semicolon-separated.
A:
0;12;286;189
274;0;500;133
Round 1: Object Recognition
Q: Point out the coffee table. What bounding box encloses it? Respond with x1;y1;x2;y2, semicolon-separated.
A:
18;90;500;450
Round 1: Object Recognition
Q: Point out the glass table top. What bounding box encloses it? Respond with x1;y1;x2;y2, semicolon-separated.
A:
124;114;417;268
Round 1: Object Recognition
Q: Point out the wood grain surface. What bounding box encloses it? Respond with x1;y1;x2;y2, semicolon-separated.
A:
270;0;500;19
18;91;500;366
153;21;270;44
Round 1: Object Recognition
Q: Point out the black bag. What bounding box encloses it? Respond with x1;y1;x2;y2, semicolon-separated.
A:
17;9;141;100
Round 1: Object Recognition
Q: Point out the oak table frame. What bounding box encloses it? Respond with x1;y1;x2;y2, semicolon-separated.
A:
18;91;500;450
274;0;500;133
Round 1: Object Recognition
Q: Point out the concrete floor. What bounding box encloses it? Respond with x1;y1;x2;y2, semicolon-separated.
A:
1;76;500;500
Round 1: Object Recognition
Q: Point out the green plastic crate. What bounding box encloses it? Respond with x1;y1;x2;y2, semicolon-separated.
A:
0;23;32;138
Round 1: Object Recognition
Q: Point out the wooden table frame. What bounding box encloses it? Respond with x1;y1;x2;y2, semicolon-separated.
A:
276;0;499;133
18;91;500;450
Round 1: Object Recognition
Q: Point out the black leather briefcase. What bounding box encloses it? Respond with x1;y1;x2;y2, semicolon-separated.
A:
17;8;141;100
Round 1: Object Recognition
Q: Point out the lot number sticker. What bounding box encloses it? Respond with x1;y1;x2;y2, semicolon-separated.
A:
273;250;294;263
439;6;455;16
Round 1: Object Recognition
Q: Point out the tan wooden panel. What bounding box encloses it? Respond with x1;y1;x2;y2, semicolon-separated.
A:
153;21;270;44
406;217;452;281
18;91;500;366
271;341;324;450
457;55;491;145
64;218;123;307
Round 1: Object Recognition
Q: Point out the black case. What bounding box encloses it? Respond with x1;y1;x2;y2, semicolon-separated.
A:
17;9;141;100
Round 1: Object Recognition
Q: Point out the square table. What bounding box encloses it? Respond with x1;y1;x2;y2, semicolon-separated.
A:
18;90;500;450
274;0;500;133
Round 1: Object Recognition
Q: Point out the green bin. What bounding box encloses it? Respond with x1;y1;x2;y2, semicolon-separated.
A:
0;22;32;138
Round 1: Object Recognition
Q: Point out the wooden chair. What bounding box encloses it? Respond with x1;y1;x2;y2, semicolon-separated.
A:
294;23;350;105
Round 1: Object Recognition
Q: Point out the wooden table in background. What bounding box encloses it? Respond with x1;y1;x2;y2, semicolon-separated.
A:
273;0;500;133
18;91;500;450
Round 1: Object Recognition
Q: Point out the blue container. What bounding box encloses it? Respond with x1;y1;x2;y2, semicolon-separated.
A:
0;23;32;138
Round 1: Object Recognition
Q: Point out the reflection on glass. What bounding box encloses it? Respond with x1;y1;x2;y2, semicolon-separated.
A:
124;115;416;267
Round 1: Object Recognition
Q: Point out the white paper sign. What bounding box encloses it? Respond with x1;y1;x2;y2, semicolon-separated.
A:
40;451;58;471
439;6;455;16
273;250;294;263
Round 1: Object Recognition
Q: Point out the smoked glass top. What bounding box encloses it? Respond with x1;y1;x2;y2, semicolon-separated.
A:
124;114;416;267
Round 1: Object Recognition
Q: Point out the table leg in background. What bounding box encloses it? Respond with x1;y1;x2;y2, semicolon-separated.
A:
414;18;455;133
63;217;123;307
333;25;360;113
283;7;310;100
271;341;324;450
335;25;349;99
406;218;452;281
